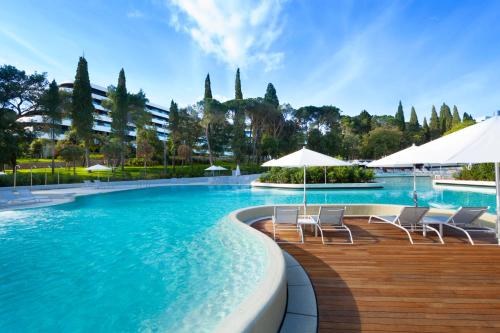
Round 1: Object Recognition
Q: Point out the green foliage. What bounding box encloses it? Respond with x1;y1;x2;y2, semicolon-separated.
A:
455;163;495;181
362;127;403;159
29;139;44;158
259;166;374;184
444;120;475;135
395;101;405;131
451;105;461;126
422;117;430;142
235;68;243;100
264;83;279;108
0;108;33;169
71;57;94;164
59;144;85;175
439;103;452;132
429;105;441;139
204;73;212;99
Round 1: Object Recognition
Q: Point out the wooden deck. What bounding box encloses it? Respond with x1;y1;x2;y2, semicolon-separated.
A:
252;217;500;333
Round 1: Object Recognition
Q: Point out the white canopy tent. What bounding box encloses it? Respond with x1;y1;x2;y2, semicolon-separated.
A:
86;164;112;181
367;144;422;206
262;147;351;214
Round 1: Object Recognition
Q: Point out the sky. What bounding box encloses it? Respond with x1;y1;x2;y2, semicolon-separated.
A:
1;0;500;120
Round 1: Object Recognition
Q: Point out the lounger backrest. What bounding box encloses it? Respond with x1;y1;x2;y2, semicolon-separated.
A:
398;207;429;226
318;206;345;226
452;207;488;226
273;207;299;225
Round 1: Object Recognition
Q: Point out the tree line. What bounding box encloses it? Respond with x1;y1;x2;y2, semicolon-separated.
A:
1;58;476;175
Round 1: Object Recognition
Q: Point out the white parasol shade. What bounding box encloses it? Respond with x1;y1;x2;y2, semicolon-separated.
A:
262;147;351;214
262;147;351;167
86;164;111;171
205;165;227;171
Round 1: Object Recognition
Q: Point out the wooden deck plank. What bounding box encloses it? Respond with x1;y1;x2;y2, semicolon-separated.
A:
253;217;500;333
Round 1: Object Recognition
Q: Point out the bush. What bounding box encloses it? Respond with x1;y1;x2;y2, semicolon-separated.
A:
259;166;374;184
455;163;495;181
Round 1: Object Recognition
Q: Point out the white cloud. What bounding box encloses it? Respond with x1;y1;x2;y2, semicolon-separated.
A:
166;0;285;71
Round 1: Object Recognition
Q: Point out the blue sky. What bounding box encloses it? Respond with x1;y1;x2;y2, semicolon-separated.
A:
1;0;500;120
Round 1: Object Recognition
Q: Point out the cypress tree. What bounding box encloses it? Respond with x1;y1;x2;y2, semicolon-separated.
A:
429;105;440;139
41;79;62;174
422;117;430;142
204;73;212;99
235;68;243;100
71;56;94;167
110;69;128;170
439;103;452;132
395;100;405;131
452;105;461;126
264;83;279;108
463;112;474;122
168;100;180;168
408;106;420;132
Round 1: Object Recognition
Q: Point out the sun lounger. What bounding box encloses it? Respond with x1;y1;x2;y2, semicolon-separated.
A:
272;206;303;244
16;188;50;203
311;206;353;244
369;206;444;244
423;206;489;245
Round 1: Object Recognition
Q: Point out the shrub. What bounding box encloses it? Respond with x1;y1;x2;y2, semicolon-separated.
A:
455;163;495;181
259;166;374;184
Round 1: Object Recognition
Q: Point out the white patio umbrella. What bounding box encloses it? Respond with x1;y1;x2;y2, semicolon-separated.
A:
235;164;241;176
205;165;227;176
262;147;351;214
411;114;500;241
86;164;112;180
368;144;422;206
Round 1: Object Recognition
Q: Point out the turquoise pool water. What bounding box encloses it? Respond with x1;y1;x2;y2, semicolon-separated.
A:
0;177;496;332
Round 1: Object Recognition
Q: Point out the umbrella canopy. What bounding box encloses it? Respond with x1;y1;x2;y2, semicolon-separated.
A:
0;171;6;176
262;147;351;167
205;165;227;171
235;164;241;176
262;147;351;214
86;164;112;171
367;144;421;168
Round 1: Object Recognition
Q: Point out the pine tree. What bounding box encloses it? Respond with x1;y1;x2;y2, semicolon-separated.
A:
264;83;279;108
395;100;405;131
451;105;461;126
110;69;128;170
439;103;452;132
235;68;243;100
463;112;474;122
429;105;441;139
204;73;212;99
408;106;420;133
422;117;430;142
40;79;62;174
71;56;94;167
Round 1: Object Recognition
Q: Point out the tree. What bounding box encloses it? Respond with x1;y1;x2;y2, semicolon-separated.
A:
109;69;128;170
200;98;226;165
264;83;279;108
59;143;84;175
40;79;64;174
136;129;155;175
101;138;121;169
408;107;420;132
0;64;47;118
362;127;403;159
422;117;430;142
204;73;212;99
71;57;94;167
429;105;441;139
439;103;452;132
451;105;461;126
235;68;243;100
128;89;150;131
0;109;33;171
168;100;180;168
463;112;474;122
395;101;405;131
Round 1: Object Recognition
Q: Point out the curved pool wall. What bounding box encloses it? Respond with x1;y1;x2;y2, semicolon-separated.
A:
216;208;287;333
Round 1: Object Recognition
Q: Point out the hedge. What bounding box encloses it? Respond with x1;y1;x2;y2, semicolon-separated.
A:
259;166;375;184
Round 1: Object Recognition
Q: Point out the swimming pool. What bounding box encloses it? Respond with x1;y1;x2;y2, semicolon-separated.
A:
0;177;496;332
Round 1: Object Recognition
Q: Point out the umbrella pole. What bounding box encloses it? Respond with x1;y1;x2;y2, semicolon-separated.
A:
495;162;500;244
324;166;327;184
413;165;418;207
303;166;307;216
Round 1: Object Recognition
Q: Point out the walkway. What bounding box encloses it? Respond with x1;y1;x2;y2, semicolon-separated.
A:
253;217;500;333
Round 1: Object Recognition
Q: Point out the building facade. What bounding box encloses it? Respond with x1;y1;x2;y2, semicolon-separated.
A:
21;82;169;142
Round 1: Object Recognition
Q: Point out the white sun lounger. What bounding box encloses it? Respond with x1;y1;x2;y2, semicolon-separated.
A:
272;206;303;244
369;206;444;244
311;206;353;244
422;206;490;245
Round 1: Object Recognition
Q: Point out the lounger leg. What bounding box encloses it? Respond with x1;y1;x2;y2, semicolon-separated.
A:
424;225;445;244
392;224;415;244
345;226;354;244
